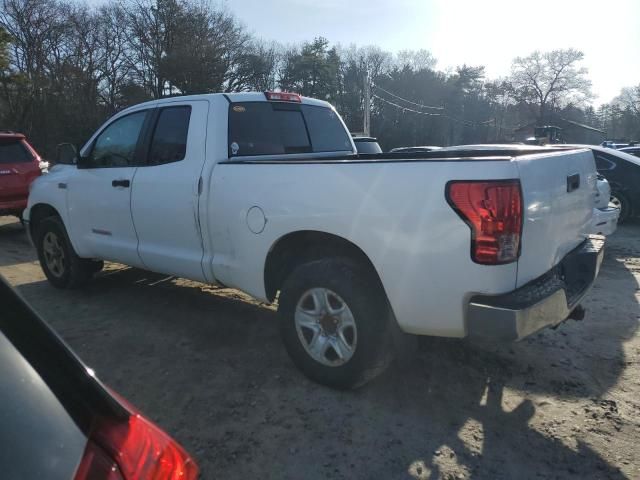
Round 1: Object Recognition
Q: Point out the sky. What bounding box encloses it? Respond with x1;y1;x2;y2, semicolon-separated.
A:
222;0;640;105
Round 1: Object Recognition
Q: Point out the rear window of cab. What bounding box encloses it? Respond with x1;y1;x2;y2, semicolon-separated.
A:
228;102;352;158
0;140;33;164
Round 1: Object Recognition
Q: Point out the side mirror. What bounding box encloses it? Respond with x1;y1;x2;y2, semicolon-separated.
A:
55;143;80;165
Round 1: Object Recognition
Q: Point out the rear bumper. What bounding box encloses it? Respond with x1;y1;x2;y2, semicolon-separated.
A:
590;207;619;236
467;236;605;342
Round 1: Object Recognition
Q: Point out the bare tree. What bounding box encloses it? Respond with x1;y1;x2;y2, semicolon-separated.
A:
395;48;436;72
615;85;640;116
509;49;592;123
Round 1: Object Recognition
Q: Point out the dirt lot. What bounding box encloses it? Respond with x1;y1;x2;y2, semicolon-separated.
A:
1;216;639;480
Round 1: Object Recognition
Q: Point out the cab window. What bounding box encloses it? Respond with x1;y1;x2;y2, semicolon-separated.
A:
87;111;147;168
594;153;616;171
227;102;351;158
148;106;192;165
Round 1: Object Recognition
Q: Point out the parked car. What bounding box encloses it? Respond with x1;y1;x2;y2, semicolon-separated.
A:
389;145;441;153
26;92;604;389
439;144;619;235
550;144;640;222
618;146;640;159
591;174;619;235
601;141;635;149
352;136;383;154
0;131;47;220
0;274;199;480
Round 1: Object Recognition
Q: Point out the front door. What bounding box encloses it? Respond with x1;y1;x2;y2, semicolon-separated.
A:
67;109;150;267
130;101;209;281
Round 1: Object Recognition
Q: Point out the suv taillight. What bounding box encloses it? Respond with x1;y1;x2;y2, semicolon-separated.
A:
74;395;199;480
446;180;523;265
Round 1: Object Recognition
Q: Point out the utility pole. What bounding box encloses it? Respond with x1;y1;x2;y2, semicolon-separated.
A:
363;71;371;137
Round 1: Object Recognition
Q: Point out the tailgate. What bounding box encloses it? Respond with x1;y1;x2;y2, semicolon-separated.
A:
515;149;597;287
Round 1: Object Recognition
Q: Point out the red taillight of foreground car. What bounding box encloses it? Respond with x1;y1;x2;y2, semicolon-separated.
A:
446;180;523;265
75;409;199;480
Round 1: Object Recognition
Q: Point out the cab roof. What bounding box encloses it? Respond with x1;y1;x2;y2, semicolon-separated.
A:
0;130;25;140
122;92;332;114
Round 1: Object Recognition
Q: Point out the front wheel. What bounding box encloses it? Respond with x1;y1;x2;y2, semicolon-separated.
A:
278;258;393;389
35;216;97;289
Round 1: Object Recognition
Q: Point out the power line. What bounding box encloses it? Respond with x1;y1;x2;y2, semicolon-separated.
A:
372;94;442;116
373;85;444;111
372;90;516;130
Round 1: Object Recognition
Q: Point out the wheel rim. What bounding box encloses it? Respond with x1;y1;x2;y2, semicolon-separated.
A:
294;288;358;367
42;231;66;278
609;194;622;210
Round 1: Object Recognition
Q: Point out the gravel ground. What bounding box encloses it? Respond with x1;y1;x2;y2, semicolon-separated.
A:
1;216;638;480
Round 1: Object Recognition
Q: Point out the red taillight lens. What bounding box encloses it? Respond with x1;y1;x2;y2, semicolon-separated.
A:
264;91;301;102
75;408;199;480
446;180;522;265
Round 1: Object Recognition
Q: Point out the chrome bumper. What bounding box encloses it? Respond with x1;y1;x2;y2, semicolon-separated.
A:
467;236;605;342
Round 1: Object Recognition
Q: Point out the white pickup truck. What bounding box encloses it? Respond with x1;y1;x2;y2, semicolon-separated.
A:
25;92;605;388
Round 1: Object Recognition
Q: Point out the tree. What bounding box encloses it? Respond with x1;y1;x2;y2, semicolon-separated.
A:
277;37;340;100
0;26;9;72
395;49;436;72
509;49;592;123
0;26;12;124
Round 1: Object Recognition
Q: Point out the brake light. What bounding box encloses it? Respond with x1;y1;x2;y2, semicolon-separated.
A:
264;91;301;102
446;180;522;265
75;399;199;480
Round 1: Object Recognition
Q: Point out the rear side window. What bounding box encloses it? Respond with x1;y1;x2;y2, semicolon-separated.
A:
595;153;616;171
228;102;352;158
0;140;32;164
301;105;352;153
148;106;191;165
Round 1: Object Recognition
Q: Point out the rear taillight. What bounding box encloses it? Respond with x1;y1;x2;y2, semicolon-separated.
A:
75;397;199;480
446;180;522;265
264;91;301;102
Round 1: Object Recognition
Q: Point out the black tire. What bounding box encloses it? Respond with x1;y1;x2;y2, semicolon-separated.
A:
278;257;393;389
35;216;96;289
88;260;105;275
610;191;631;223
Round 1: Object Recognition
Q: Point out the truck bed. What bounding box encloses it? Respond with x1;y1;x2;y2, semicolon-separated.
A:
221;146;559;164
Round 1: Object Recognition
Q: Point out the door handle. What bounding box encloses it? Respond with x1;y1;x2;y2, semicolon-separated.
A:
112;179;130;188
566;173;580;193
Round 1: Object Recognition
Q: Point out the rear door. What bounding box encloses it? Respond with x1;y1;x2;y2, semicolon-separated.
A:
0;138;40;207
67;109;150;266
515;149;597;286
130;100;209;281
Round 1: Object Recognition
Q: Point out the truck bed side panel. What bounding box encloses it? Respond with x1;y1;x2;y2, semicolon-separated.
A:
207;159;520;337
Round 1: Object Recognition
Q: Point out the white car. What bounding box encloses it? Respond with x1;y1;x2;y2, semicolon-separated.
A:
25;94;605;388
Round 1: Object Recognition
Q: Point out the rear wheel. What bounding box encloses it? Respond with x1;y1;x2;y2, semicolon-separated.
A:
278;257;393;389
35;216;97;289
609;191;631;223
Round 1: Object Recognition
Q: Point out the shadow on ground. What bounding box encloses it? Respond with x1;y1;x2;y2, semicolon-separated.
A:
5;220;639;479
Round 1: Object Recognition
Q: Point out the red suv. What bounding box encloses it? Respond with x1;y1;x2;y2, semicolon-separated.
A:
0;131;45;220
